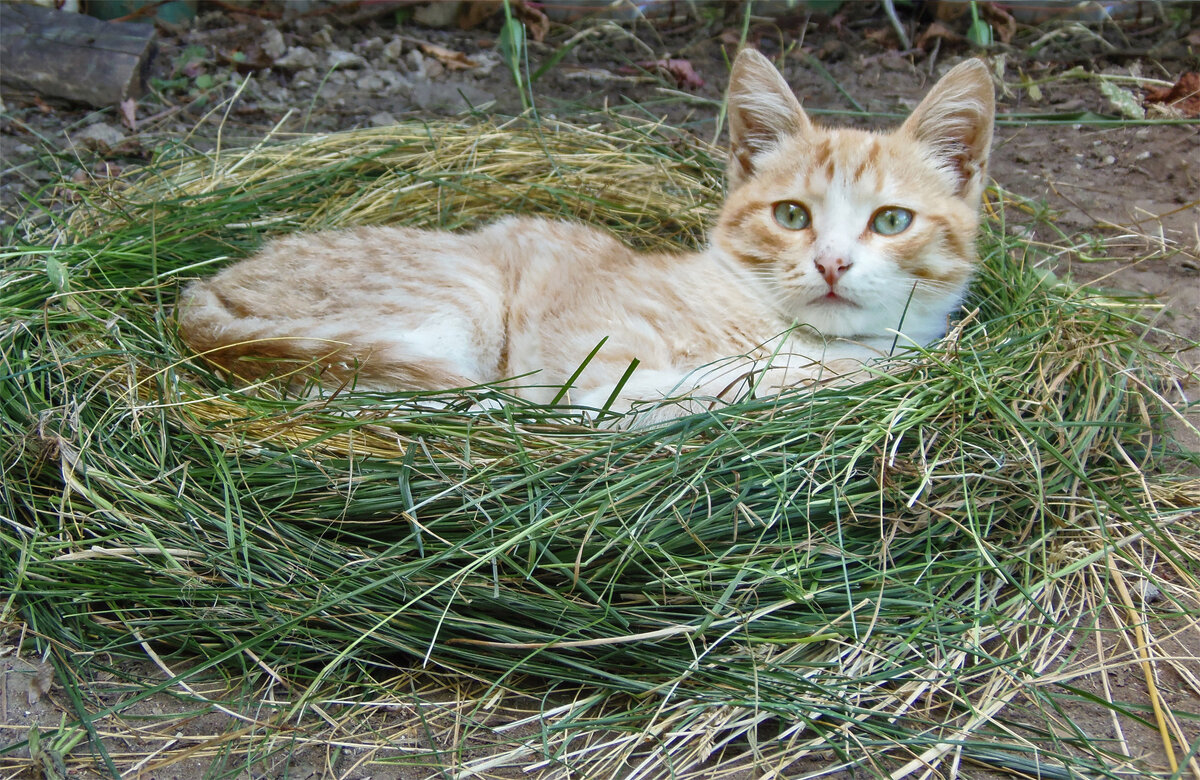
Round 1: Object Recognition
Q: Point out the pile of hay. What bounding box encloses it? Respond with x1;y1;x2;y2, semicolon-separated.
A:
2;117;1196;778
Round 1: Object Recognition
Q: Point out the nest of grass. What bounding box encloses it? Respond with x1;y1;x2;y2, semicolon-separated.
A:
2;116;1198;778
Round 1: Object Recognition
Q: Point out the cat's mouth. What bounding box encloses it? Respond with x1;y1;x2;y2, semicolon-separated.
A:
815;290;859;307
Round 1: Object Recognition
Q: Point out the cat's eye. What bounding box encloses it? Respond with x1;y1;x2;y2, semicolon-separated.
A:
871;207;914;236
773;201;811;231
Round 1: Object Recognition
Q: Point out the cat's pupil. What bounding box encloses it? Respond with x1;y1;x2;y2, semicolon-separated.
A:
871;207;913;236
773;201;811;230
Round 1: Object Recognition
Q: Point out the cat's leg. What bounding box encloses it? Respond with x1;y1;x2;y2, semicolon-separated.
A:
570;357;763;427
573;349;875;429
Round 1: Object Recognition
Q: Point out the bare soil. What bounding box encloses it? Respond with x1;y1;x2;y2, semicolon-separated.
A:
1;2;1197;778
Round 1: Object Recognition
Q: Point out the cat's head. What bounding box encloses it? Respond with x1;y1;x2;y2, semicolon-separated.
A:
712;48;994;345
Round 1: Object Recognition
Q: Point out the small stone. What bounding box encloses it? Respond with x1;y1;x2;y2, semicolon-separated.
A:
383;37;405;62
377;70;411;90
423;59;445;79
469;51;501;78
413;1;462;28
369;111;397;127
1101;155;1116;165
262;27;286;60
276;45;319;70
409;80;494;113
407;49;426;79
292;68;317;87
1134;579;1162;604
356;72;385;92
70;122;126;151
357;37;384;56
327;50;367;69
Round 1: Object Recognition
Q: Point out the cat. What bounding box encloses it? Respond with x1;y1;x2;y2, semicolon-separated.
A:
177;48;994;427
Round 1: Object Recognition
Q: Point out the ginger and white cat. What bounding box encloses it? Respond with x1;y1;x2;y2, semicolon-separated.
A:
178;49;994;426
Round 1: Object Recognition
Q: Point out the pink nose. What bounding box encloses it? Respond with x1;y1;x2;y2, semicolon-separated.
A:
814;256;851;286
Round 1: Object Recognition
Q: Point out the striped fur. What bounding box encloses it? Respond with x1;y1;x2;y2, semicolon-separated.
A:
177;49;994;425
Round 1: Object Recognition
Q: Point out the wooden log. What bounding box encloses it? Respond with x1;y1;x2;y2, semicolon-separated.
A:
0;3;156;108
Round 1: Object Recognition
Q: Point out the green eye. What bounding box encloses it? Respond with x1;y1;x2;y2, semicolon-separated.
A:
773;201;811;230
871;207;914;236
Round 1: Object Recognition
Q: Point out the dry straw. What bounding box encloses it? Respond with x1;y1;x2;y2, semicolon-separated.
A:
2;116;1197;778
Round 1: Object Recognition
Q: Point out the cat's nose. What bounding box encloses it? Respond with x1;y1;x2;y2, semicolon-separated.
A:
814;256;851;286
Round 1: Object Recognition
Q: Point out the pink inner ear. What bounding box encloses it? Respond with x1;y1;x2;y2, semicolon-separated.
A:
900;62;995;199
725;50;812;185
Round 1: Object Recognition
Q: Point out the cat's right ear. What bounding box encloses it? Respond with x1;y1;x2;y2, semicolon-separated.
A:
900;59;995;203
725;49;811;189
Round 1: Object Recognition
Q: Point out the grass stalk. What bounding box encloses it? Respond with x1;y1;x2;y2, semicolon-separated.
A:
1;115;1195;778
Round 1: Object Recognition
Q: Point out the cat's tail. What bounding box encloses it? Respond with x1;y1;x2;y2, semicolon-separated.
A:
175;281;471;391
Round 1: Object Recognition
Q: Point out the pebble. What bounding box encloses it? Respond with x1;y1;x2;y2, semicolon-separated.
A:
357;37;384;57
1134;579;1162;604
69;122;126;150
262;27;286;61
383;37;405;62
291;68;317;87
423;59;445;80
276;46;319;70
407;50;427;79
469;51;501;78
328;50;367;70
413;1;462;28
377;70;411;90
409;80;495;113
356;72;385;92
369;111;397;127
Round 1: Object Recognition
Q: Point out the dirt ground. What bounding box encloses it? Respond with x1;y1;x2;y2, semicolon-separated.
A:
1;1;1198;777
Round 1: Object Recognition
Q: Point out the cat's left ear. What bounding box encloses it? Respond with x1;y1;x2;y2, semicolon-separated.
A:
901;59;995;203
725;48;813;189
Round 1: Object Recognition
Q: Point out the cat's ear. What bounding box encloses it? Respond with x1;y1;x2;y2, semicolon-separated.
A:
901;59;995;203
725;48;812;188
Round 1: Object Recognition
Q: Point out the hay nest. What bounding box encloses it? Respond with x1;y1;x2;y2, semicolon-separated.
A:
2;117;1197;778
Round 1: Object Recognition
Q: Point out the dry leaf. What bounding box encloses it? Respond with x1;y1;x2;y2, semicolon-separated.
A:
417;42;478;71
863;27;895;46
458;0;548;42
980;4;1016;44
621;59;705;90
930;0;969;22
119;98;138;131
916;21;964;50
514;1;549;43
718;27;743;47
27;662;54;705
1144;72;1200;118
458;0;501;29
